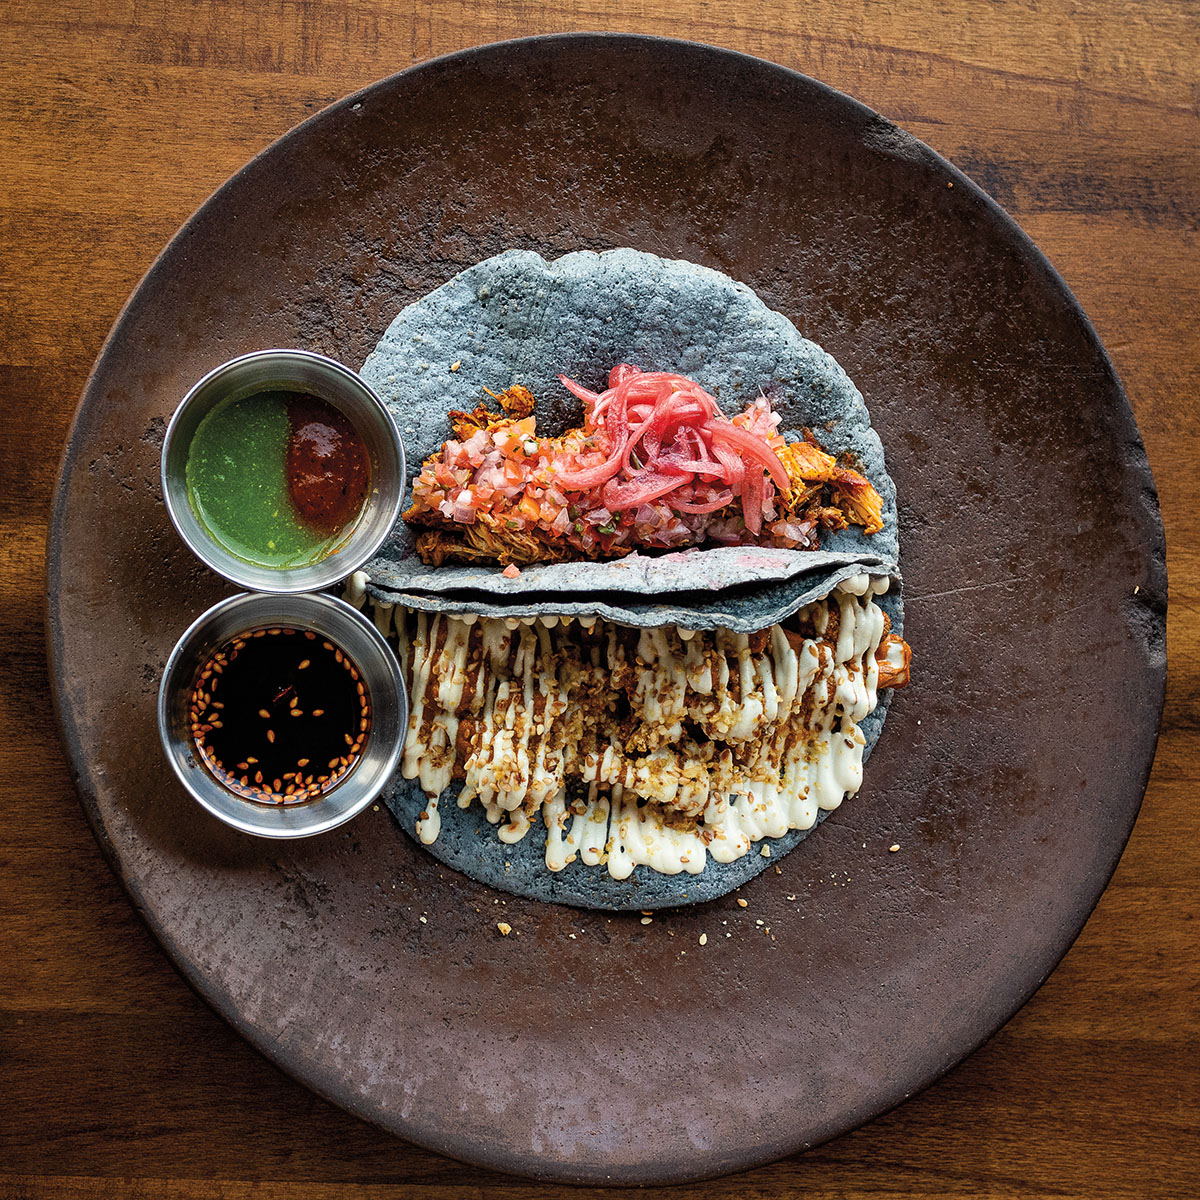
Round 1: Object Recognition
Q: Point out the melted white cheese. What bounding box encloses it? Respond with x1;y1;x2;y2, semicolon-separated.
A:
372;576;892;878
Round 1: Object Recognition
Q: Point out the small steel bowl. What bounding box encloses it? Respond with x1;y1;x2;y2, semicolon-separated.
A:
162;349;404;593
158;591;407;838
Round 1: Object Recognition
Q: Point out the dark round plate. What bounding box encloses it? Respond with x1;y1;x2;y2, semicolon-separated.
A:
47;34;1165;1186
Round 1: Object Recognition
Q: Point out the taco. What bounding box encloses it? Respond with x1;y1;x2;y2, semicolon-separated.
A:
361;248;899;598
350;568;909;910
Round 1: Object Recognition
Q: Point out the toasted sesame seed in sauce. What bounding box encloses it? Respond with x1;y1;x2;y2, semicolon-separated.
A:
188;626;370;805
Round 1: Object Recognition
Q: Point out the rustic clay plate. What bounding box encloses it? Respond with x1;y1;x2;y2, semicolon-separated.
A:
47;34;1165;1185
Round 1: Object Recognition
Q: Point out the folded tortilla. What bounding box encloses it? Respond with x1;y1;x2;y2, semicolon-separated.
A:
361;248;899;596
353;571;904;910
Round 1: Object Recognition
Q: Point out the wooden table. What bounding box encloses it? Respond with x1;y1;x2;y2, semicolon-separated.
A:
4;3;1196;1196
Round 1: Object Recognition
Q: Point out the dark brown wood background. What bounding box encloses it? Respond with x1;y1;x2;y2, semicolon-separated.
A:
3;2;1196;1197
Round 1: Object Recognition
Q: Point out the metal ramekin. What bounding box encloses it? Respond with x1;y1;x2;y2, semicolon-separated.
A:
162;349;404;593
158;592;407;838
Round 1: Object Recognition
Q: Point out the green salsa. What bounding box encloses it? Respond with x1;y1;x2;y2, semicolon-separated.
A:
185;391;365;568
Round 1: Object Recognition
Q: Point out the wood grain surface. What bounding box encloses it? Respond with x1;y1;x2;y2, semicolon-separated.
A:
3;2;1197;1197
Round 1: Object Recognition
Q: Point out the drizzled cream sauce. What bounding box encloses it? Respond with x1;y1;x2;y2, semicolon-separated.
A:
362;574;891;879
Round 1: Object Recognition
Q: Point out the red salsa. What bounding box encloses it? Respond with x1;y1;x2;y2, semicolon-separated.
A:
285;393;372;537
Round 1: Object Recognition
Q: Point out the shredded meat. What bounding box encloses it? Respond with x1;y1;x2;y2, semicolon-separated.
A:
876;633;912;689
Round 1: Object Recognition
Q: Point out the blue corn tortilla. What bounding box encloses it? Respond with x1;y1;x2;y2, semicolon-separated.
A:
368;553;899;634
361;248;904;909
361;248;898;594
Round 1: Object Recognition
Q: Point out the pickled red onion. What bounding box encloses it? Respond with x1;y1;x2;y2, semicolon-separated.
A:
554;365;788;533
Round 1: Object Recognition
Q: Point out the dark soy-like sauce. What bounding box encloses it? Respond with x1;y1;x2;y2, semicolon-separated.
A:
189;626;371;804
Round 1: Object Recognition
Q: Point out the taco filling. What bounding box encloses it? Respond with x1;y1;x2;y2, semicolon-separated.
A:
371;573;909;880
404;364;884;567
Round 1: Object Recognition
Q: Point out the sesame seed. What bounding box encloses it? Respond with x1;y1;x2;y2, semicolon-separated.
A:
699;933;708;946
736;898;748;908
